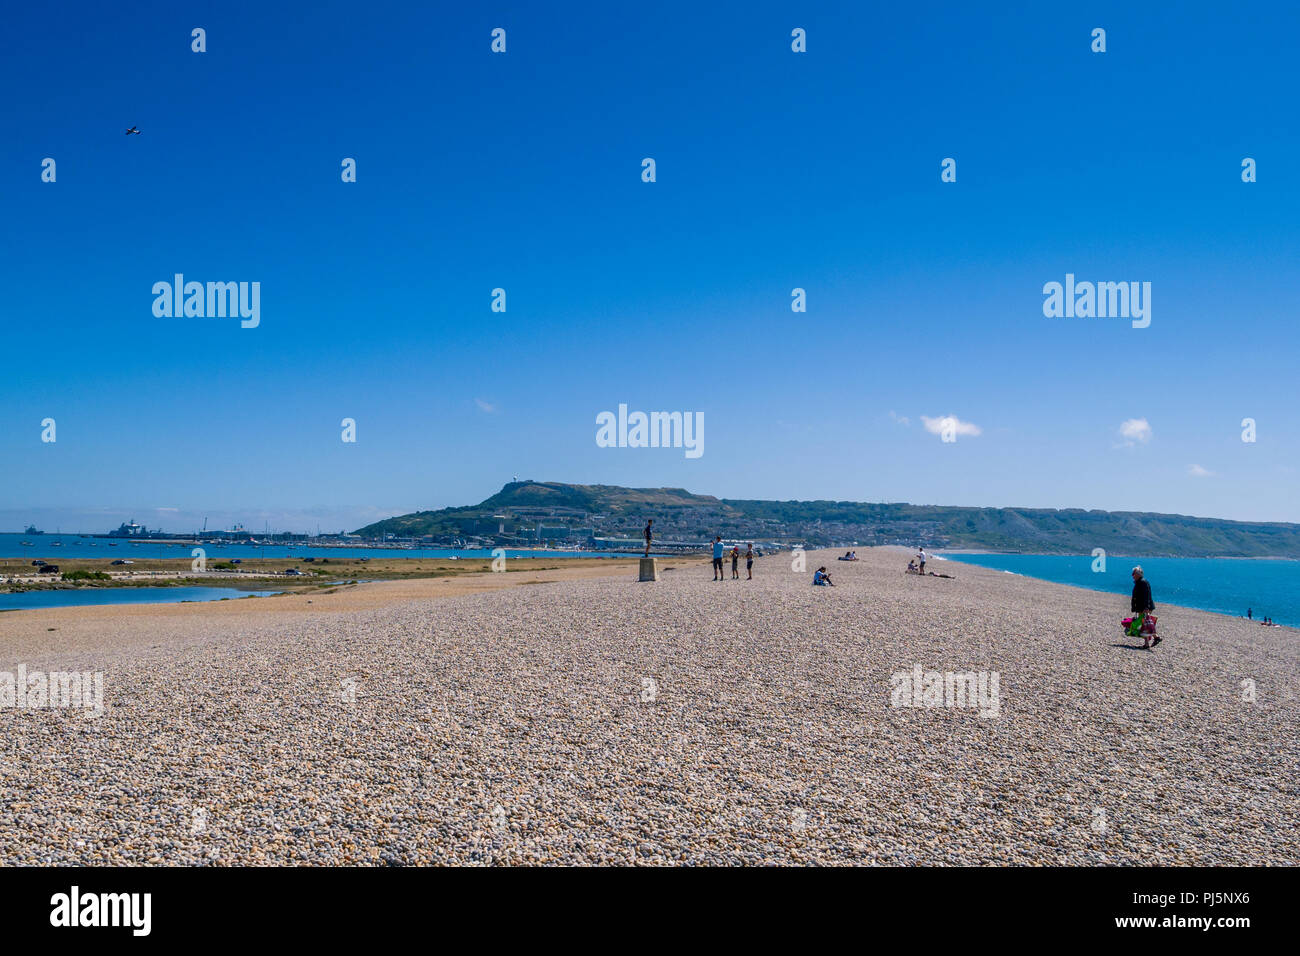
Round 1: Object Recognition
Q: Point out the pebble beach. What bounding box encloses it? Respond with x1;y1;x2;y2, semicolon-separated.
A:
1;547;1295;865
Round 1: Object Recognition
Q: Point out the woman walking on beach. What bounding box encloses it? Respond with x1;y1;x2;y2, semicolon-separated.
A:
1131;566;1159;648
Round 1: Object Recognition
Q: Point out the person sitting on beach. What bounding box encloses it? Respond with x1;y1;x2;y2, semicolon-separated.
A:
906;560;918;572
1131;566;1160;648
813;566;834;586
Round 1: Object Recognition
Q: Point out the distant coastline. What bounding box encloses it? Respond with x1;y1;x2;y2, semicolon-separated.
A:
354;481;1300;559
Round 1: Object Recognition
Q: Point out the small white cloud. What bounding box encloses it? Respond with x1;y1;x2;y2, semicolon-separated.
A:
155;507;180;512
921;415;981;438
1188;464;1214;478
1118;418;1152;446
889;410;911;426
474;398;498;413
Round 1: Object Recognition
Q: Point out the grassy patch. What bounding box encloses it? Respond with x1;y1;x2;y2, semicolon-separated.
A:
60;569;111;582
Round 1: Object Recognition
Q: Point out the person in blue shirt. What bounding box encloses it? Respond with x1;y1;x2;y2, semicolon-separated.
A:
813;566;835;586
711;536;725;581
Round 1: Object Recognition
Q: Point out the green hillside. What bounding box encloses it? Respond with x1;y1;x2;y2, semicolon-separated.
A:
352;481;1300;557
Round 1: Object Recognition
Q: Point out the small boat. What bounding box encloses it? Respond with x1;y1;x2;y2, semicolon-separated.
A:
20;541;32;546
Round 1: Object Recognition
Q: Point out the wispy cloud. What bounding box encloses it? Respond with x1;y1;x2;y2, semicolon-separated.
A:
1188;464;1214;478
921;415;982;438
889;410;911;427
474;398;498;414
1116;417;1152;447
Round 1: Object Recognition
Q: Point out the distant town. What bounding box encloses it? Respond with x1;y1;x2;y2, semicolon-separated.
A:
21;518;796;554
15;479;1300;558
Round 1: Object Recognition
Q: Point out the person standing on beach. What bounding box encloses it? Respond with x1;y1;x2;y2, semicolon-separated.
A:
731;546;740;579
711;536;725;581
643;519;653;557
745;544;754;580
917;548;928;573
1131;566;1159;648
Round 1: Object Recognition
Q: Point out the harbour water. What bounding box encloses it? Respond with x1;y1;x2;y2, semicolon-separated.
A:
0;533;641;562
0;586;284;611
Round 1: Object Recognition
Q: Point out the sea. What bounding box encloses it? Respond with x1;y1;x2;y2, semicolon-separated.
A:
0;533;640;562
941;552;1298;627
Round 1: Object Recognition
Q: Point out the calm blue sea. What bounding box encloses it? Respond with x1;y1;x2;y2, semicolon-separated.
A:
942;553;1298;627
0;533;641;562
0;586;283;611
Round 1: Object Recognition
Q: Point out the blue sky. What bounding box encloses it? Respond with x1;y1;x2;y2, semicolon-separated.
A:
3;1;1298;533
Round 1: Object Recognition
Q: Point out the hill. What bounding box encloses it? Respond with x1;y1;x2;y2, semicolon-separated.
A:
352;481;1300;557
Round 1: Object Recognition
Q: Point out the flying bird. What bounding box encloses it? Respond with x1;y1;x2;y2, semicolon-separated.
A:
125;127;141;135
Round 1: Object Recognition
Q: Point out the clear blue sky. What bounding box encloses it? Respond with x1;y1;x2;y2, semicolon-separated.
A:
4;1;1298;533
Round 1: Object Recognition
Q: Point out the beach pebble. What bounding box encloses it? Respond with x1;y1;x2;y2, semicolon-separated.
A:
0;548;1295;865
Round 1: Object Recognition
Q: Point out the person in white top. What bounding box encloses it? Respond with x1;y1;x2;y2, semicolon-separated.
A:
917;549;927;573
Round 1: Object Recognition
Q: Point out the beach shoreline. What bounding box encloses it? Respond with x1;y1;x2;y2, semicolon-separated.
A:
2;546;1294;865
940;551;1297;629
1;549;1291;632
